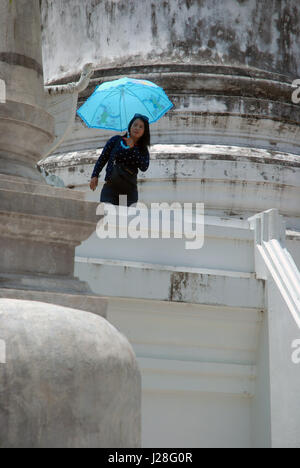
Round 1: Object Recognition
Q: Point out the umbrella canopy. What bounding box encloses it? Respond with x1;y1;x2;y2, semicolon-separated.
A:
76;76;173;131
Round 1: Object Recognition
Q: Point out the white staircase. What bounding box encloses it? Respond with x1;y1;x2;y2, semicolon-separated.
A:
249;209;300;448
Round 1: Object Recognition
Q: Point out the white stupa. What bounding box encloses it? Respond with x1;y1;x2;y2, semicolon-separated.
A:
39;0;300;448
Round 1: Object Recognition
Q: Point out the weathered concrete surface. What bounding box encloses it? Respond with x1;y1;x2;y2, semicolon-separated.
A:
0;299;141;448
0;0;141;449
40;0;300;154
39;144;300;228
0;287;107;318
0;101;54;181
41;0;300;82
0;173;100;276
43;63;94;159
0;2;108;321
0;0;54;180
0;174;106;316
1;0;45;106
39;0;300;449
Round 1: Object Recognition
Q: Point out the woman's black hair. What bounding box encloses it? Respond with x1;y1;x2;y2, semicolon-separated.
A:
124;114;151;149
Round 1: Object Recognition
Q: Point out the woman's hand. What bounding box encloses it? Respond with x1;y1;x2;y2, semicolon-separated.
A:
90;177;98;191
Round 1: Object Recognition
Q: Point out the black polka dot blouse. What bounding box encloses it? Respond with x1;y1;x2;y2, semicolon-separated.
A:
91;135;150;181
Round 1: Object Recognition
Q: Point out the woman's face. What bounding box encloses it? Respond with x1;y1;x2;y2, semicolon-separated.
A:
130;119;145;139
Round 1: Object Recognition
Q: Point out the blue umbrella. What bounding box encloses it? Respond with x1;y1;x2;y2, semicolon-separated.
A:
76;76;173;131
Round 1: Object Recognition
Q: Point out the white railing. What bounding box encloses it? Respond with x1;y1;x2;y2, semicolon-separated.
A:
248;209;300;329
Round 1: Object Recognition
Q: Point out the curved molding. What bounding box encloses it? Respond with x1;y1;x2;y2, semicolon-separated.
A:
45;63;94;96
42;63;94;159
249;209;300;328
38;145;300;219
0;52;43;76
51;64;294;88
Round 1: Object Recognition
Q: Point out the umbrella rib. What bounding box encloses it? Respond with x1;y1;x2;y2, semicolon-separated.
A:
99;87;120;101
119;91;123;131
125;87;155;118
123;92;128;131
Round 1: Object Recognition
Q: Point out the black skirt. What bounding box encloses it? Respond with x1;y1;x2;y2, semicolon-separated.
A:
100;180;138;206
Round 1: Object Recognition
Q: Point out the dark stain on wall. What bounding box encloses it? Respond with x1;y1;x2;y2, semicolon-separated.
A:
169;272;189;302
151;3;158;40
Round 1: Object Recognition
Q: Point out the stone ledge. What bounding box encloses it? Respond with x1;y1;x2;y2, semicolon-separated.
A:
0;288;107;318
76;256;255;278
49;64;293;88
75;257;265;309
0;100;53;135
0;272;93;294
138;357;256;397
0;174;85;200
40;144;300;168
0;211;95;245
0;187;98;224
53;114;300;155
0;184;102;277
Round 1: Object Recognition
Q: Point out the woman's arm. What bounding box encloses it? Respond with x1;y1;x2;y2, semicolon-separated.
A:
90;177;98;191
91;136;119;178
137;147;150;172
90;136;119;191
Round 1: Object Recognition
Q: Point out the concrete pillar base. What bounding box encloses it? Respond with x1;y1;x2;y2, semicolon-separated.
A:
0;298;141;448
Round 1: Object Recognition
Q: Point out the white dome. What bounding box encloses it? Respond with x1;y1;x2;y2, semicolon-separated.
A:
0;299;141;448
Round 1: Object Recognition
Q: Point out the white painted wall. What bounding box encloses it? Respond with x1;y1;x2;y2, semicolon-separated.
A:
102;297;259;448
142;392;252;448
251;311;271;448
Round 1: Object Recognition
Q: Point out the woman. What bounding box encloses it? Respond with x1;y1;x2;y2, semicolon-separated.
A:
90;113;150;206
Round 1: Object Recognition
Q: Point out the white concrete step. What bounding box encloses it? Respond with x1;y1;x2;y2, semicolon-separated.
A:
75;256;264;309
